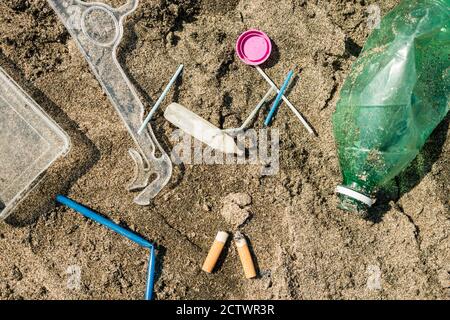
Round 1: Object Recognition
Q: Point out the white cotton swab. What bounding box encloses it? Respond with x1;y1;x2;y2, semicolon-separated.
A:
223;86;276;136
256;66;315;135
138;64;184;135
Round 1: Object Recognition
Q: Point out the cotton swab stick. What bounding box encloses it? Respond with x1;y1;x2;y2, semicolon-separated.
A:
256;66;315;135
243;86;276;129
264;70;294;126
223;86;275;136
235;29;314;134
138;64;184;135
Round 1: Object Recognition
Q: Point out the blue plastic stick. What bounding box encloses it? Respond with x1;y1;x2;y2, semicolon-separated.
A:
56;195;153;248
264;70;294;126
145;245;156;300
138;64;184;134
56;195;157;300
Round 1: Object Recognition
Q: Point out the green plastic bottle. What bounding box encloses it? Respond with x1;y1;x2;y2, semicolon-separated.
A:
333;0;449;214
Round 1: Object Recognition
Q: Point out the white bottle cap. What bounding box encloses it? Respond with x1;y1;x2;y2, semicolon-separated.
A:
335;185;375;207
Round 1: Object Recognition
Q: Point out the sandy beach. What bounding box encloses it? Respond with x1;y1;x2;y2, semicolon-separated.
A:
0;0;449;300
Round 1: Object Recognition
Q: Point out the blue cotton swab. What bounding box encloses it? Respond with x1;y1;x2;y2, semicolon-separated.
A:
264;70;294;126
138;64;184;135
256;67;314;134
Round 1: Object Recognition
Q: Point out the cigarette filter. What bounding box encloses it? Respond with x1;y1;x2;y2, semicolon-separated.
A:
202;231;229;273
235;232;257;279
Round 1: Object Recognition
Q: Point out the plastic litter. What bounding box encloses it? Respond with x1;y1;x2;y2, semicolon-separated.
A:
333;0;450;214
0;67;70;220
236;29;272;66
264;70;294;126
236;29;314;134
164;103;243;155
56;195;156;300
138;64;184;135
223;86;275;136
47;0;172;206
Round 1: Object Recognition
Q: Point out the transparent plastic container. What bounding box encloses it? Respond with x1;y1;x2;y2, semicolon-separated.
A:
0;67;70;219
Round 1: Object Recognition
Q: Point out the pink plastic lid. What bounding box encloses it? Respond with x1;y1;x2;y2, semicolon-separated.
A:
236;29;272;66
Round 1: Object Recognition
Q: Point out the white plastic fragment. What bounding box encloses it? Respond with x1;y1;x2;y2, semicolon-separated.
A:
164;103;243;155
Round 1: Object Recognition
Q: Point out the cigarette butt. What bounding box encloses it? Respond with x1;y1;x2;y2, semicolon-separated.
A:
235;232;257;279
202;231;229;273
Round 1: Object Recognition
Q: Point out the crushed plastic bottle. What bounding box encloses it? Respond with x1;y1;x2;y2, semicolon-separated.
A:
333;0;449;214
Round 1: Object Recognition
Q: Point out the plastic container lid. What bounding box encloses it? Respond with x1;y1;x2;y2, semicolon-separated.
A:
0;67;70;219
236;29;272;66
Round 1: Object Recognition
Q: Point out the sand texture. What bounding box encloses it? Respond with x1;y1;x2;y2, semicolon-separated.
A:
0;0;449;300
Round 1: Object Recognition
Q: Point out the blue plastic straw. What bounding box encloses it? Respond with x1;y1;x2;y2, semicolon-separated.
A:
138;64;184;134
56;195;157;300
56;195;152;248
264;70;294;126
145;245;156;300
